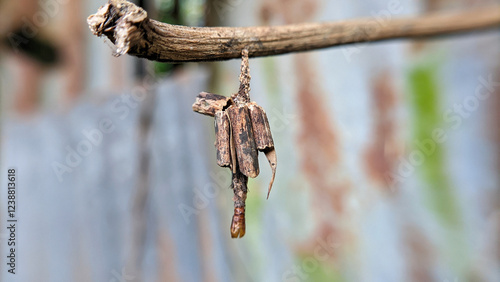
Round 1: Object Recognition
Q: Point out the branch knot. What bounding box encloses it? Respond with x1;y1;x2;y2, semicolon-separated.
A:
87;0;149;56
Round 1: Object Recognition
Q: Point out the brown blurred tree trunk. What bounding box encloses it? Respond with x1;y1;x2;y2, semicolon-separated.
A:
61;0;85;106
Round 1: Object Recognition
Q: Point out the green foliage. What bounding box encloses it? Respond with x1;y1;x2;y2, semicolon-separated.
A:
408;62;461;228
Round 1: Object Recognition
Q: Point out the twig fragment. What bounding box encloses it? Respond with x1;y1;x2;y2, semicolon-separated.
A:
230;170;247;238
192;92;231;117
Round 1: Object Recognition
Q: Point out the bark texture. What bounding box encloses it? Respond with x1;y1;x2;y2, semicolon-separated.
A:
248;102;277;199
248;102;274;150
214;111;231;167
88;0;500;62
226;105;260;179
192;92;230;117
230;171;248;238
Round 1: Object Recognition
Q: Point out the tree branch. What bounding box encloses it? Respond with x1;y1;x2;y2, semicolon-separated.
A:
88;0;500;63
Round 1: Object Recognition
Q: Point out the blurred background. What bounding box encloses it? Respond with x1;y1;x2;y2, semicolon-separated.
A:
1;0;499;281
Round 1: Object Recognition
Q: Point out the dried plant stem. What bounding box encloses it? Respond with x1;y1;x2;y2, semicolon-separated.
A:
88;0;500;63
236;49;250;104
230;170;248;238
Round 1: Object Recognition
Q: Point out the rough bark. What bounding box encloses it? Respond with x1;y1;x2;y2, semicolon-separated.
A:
248;102;274;150
248;102;277;199
192;92;230;117
226;105;260;179
214;111;231;167
230;170;247;238
88;0;500;62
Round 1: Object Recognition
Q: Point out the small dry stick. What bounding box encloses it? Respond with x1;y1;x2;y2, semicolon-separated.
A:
88;0;500;63
230;170;248;238
236;49;251;104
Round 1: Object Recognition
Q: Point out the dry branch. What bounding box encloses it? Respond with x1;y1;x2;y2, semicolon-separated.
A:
88;0;500;63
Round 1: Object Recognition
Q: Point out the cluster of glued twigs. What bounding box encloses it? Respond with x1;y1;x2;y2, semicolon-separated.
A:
192;50;277;238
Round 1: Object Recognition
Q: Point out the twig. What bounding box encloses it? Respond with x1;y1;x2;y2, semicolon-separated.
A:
230;170;247;238
87;0;500;63
234;49;250;105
